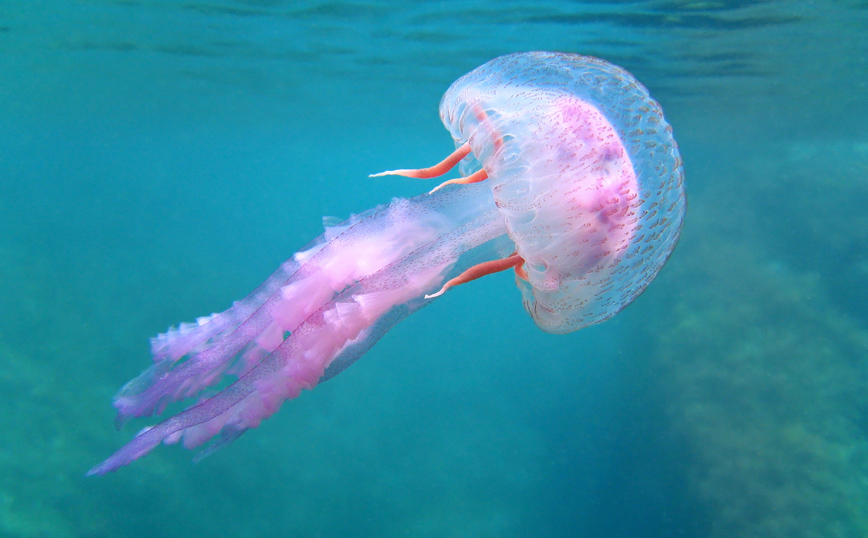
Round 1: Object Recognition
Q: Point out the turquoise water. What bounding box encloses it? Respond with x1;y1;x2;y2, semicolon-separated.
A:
1;1;867;536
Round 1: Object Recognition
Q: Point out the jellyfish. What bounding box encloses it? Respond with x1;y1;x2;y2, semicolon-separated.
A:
88;51;685;475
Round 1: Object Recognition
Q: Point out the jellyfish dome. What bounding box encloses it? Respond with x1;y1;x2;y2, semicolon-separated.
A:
89;51;684;475
439;51;685;333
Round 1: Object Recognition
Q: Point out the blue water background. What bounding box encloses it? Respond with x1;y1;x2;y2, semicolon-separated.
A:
1;1;867;537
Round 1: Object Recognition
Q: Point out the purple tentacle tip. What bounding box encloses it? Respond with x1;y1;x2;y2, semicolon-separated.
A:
88;426;162;476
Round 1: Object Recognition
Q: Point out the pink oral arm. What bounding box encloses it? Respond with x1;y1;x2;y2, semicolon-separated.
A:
90;183;511;474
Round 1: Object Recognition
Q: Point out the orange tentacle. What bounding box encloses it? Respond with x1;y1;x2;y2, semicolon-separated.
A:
369;142;471;179
425;252;525;299
428;168;489;194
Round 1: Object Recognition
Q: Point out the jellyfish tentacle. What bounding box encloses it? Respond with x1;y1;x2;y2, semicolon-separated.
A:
425;252;524;299
369;142;471;179
514;259;529;281
429;168;489;194
471;104;505;153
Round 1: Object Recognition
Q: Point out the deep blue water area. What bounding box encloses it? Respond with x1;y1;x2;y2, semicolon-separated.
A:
1;2;867;537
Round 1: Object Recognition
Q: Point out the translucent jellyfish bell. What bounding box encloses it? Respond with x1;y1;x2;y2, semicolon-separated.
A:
428;51;685;332
89;52;684;475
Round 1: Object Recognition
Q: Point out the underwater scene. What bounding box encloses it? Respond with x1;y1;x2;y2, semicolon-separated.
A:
1;1;866;537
